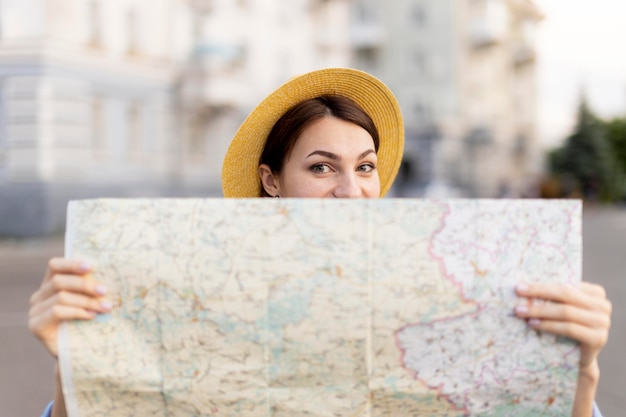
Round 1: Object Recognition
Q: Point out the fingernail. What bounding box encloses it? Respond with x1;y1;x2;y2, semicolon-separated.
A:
528;318;541;327
515;305;528;314
516;283;529;293
95;285;108;295
100;300;112;311
79;262;92;272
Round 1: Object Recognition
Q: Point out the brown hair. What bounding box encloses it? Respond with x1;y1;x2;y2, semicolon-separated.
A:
259;95;379;196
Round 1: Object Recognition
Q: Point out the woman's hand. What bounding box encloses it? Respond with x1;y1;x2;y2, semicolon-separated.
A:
28;258;111;358
514;281;611;370
514;281;612;417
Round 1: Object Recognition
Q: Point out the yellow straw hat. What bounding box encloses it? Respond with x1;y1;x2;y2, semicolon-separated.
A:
221;67;404;197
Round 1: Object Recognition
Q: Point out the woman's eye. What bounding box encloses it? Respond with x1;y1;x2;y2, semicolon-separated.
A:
311;164;331;173
358;163;376;173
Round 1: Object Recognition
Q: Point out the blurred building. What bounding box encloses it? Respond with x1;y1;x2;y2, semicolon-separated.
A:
0;0;353;235
178;0;353;190
352;0;543;197
0;0;542;236
0;0;188;235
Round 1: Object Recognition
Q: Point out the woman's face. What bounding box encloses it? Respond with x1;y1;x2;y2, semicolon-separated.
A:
259;116;380;198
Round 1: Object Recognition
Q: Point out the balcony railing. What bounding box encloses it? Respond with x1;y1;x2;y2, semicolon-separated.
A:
511;41;536;66
469;19;504;48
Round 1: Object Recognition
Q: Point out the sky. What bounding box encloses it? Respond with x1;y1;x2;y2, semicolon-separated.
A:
535;0;626;148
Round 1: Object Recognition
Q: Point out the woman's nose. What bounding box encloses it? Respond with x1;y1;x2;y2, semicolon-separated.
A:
333;173;362;198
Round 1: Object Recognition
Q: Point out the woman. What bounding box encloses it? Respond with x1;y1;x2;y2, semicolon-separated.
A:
30;68;611;417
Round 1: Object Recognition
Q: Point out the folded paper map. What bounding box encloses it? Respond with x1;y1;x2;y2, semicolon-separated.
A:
59;198;580;417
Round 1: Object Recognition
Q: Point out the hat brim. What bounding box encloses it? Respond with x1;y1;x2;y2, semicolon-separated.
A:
221;68;404;197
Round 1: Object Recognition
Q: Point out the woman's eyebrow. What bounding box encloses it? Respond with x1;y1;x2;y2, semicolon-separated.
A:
306;150;340;160
306;149;376;160
358;149;376;160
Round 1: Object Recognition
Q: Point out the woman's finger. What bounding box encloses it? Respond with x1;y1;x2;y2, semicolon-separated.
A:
30;302;99;327
515;282;608;311
579;281;607;299
522;318;609;351
31;273;108;305
31;290;112;318
44;257;93;282
30;258;97;305
514;301;611;330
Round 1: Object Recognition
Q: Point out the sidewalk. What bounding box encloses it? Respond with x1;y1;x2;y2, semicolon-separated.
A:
0;236;63;416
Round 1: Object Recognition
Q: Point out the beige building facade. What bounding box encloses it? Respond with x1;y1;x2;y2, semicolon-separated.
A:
351;0;543;197
178;0;354;189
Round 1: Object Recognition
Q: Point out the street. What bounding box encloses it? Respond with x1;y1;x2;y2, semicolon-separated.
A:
1;207;624;416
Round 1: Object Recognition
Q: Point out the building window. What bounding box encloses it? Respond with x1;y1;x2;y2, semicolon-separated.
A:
469;0;508;47
356;0;376;23
127;9;139;55
91;96;104;154
413;102;430;121
355;47;379;73
127;101;141;154
408;50;426;76
412;4;426;27
88;0;102;48
189;118;205;158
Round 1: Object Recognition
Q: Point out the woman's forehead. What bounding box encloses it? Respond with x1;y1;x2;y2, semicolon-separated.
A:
292;117;377;155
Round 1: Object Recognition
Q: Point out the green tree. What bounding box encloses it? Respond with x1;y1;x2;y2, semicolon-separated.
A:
604;117;626;200
549;96;620;201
